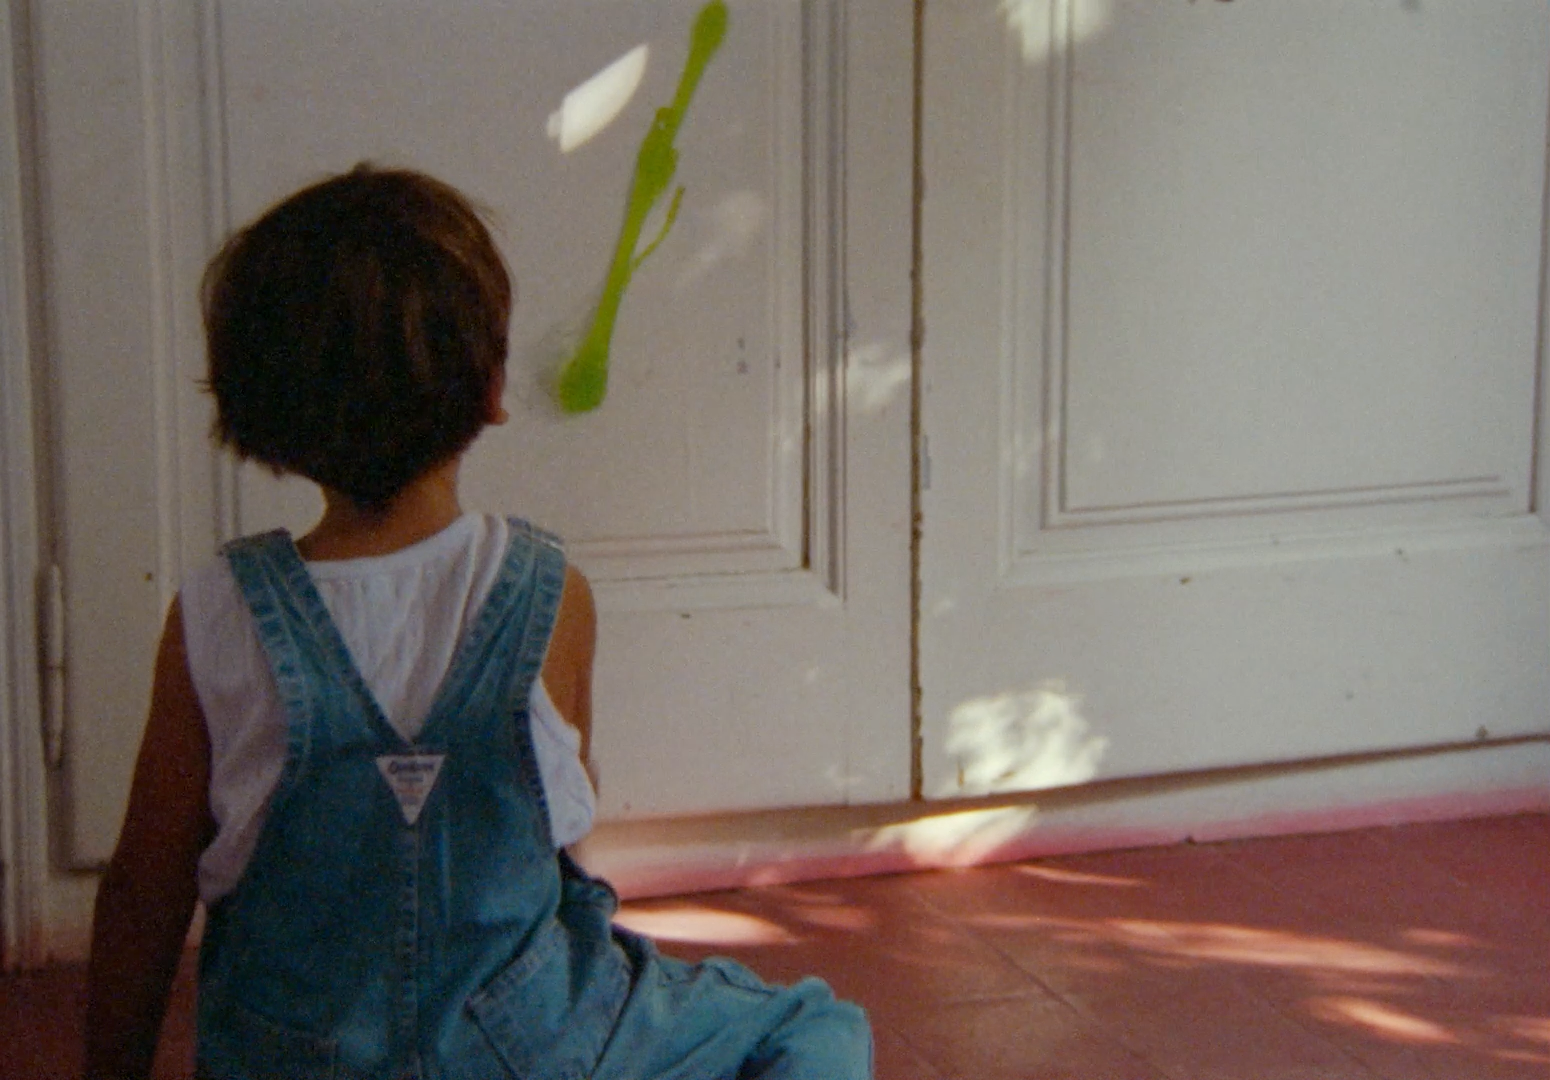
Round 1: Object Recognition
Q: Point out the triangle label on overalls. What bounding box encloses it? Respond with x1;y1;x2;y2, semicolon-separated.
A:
375;753;446;826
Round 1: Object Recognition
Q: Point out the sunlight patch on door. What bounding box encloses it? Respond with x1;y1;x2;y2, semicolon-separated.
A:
673;191;767;290
548;45;650;153
943;682;1108;796
846;341;912;415
1001;0;1114;64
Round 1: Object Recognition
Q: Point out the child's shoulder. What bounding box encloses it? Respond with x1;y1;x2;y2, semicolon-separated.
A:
188;514;568;595
498;514;565;555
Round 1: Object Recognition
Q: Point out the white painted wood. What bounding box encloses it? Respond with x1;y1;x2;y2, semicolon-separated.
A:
23;0;910;865
219;0;912;818
24;733;1550;967
0;0;55;967
11;0;1550;965
21;0;223;873
223;0;818;581
577;740;1550;898
921;1;1550;796
24;0;181;866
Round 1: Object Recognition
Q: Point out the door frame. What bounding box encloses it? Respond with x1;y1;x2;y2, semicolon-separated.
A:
0;0;53;970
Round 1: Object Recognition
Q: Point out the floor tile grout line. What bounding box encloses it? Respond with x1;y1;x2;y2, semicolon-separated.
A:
896;880;1204;1080
869;1018;951;1080
860;875;1186;1079
1236;972;1396;1080
885;987;1176;1080
885;836;1518;1080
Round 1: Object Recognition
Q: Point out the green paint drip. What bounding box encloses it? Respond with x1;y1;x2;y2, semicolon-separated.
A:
554;0;729;414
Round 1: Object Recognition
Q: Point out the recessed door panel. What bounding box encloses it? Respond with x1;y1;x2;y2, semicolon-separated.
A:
921;1;1550;796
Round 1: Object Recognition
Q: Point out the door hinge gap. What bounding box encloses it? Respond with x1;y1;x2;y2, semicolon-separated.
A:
41;565;65;768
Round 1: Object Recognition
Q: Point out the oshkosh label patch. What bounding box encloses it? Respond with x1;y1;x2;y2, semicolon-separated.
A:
375;753;446;826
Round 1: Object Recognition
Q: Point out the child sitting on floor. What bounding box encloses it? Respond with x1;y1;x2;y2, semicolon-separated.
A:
84;164;873;1080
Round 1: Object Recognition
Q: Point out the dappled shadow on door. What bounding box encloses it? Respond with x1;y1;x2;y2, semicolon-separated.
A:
942;682;1109;796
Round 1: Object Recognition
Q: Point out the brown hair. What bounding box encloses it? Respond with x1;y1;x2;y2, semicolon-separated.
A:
203;164;511;512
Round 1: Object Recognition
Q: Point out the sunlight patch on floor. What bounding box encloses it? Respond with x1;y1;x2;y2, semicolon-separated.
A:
1097;919;1478;978
1494;1016;1550;1046
1398;927;1480;949
1012;864;1144;888
1000;915;1480;980
785;903;875;933
1494;1048;1550;1065
613;905;799;947
1308;996;1460;1045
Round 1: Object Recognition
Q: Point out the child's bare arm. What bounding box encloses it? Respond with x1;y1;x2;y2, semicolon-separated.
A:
541;565;597;771
84;597;213;1080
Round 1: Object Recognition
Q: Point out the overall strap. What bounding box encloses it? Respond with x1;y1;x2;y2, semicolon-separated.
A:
415;517;567;750
200;519;577;1078
222;530;404;805
221;520;568;831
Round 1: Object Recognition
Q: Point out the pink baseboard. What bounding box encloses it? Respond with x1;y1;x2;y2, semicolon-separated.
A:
35;742;1550;967
578;767;1550;901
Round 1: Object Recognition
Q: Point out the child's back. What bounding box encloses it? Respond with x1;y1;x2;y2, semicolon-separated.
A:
83;165;872;1080
197;515;603;1075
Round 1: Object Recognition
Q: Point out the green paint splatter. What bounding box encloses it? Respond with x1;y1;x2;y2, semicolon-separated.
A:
554;0;729;414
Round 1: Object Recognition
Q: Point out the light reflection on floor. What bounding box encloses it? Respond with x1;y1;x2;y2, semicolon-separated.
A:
3;815;1545;1078
1012;864;1144;888
611;904;799;946
1309;996;1460;1046
1496;1016;1550;1046
1055;917;1479;978
610;814;1550;1075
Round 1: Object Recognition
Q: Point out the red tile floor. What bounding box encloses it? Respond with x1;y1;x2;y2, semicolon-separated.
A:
3;812;1546;1078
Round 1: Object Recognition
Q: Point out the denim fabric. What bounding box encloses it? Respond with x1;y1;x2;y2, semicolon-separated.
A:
196;520;872;1080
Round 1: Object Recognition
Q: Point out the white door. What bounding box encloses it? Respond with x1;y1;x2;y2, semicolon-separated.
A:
22;0;223;869
920;1;1550;798
35;0;911;865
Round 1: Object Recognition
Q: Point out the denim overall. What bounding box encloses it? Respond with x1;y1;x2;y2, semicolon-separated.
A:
197;521;872;1080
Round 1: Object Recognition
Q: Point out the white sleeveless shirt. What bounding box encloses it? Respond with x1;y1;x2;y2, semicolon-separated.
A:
181;514;596;905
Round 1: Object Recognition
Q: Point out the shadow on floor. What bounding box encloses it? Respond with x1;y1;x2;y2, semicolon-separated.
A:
4;813;1547;1079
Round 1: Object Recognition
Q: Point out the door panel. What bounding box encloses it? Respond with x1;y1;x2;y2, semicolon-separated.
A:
921;1;1550;796
223;0;910;819
44;0;910;863
27;0;216;866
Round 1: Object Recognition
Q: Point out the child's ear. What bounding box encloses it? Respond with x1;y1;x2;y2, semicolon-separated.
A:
486;368;510;425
